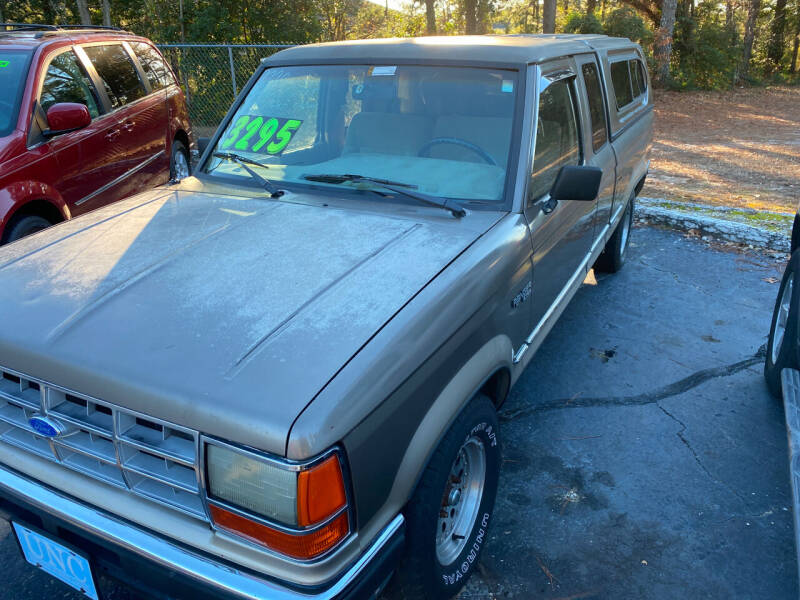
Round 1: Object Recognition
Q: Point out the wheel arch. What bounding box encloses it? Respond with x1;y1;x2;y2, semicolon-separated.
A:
385;335;512;512
633;172;647;197
1;196;69;243
172;129;190;153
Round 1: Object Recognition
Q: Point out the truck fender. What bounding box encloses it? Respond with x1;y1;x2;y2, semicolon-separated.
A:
385;334;513;510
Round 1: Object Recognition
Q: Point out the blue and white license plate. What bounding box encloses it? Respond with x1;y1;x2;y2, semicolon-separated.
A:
13;522;99;600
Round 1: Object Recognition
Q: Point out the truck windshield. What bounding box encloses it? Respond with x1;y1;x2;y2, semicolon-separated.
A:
0;49;32;137
205;64;519;203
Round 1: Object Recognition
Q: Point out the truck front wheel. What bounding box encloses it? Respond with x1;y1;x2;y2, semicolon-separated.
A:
391;394;501;599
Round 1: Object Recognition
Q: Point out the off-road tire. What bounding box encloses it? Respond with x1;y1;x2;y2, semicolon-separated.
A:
170;139;191;180
3;215;53;244
595;194;635;273
765;250;800;397
391;394;501;600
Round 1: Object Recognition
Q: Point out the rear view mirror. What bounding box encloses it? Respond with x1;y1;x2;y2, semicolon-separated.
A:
44;103;91;137
550;165;602;202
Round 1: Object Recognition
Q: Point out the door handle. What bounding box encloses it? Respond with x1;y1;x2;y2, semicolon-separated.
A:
104;128;120;142
121;120;135;132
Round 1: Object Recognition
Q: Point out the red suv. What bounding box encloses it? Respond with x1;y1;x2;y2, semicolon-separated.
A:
0;24;193;244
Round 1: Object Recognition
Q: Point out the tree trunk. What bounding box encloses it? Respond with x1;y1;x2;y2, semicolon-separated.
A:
586;0;597;15
464;0;477;33
542;0;556;32
425;0;436;34
532;0;539;31
75;0;91;24
765;0;788;74
653;0;678;84
725;0;736;43
738;0;762;82
102;0;111;26
792;32;799;73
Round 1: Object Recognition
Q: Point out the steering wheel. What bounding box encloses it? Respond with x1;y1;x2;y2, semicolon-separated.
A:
418;137;497;166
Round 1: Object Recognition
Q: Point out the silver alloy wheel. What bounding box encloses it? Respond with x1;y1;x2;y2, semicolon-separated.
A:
619;201;632;255
435;435;487;566
173;150;190;180
772;273;794;364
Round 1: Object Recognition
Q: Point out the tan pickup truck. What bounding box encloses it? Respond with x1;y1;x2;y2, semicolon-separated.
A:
0;34;652;600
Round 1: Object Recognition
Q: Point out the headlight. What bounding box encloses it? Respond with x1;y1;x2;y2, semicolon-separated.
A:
203;439;350;560
206;444;298;524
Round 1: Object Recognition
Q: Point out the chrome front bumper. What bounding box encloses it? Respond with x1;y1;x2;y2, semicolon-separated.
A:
0;464;404;599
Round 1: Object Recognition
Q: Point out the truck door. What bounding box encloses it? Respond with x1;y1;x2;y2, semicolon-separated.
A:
525;59;597;329
574;54;617;243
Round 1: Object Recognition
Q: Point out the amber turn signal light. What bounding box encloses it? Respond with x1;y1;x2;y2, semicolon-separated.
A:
296;454;347;527
210;504;349;560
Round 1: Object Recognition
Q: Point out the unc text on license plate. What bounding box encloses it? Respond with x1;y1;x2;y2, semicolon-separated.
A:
12;522;99;600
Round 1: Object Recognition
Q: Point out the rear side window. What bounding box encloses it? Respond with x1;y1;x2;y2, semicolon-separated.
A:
40;51;101;119
130;42;174;91
83;44;146;109
631;60;646;97
581;62;607;152
610;61;633;109
529;79;581;201
610;59;647;111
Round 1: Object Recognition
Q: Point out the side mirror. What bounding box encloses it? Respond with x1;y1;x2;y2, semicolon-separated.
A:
550;165;603;202
44;103;91;137
197;137;211;156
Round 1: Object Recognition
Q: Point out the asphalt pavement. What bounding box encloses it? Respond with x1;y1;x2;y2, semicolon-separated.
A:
1;225;795;599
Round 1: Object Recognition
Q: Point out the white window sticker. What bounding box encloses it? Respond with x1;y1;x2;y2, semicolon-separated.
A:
370;66;397;76
502;80;513;93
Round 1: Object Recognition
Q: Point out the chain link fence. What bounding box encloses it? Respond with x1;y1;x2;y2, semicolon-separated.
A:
157;43;295;137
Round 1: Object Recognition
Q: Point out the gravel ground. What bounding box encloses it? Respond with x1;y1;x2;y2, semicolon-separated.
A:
642;85;800;213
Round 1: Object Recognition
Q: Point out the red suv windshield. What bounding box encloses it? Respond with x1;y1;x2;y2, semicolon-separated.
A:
0;49;32;137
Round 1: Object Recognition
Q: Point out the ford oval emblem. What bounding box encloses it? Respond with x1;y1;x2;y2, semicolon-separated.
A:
28;415;64;438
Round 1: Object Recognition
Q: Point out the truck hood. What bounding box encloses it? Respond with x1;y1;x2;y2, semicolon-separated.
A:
0;185;502;455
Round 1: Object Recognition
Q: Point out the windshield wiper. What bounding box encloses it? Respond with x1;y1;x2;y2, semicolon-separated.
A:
212;152;284;198
302;173;466;218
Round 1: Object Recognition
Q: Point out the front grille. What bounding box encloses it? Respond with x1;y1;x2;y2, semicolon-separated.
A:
0;366;208;521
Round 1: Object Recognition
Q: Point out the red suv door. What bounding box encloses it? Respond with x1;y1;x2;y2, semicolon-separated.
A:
35;48;118;218
74;42;168;213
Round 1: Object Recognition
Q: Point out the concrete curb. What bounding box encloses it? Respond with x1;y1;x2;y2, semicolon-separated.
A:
636;197;792;253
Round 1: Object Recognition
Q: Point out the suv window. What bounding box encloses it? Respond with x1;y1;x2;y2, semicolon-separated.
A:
0;49;34;136
130;42;174;91
610;59;647;110
581;62;607;152
83;44;146;109
40;51;101;119
529;78;581;201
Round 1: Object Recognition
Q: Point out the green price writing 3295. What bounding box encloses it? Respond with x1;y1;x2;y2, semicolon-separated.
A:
0;61;9;68
219;115;303;155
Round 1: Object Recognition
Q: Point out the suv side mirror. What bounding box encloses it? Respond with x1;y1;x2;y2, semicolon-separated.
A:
197;137;211;156
550;165;603;202
44;103;91;137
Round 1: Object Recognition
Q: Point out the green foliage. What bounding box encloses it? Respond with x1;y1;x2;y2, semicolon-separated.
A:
563;10;604;34
602;7;653;46
3;0;797;90
670;1;741;88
